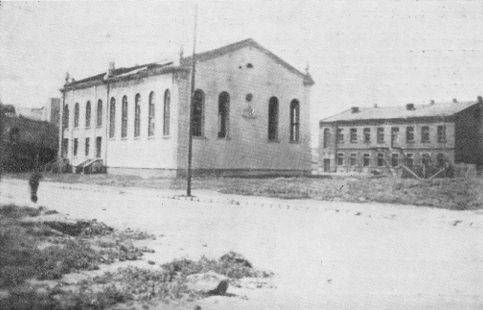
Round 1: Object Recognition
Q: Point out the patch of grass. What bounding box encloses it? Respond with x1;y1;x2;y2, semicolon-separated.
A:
9;173;480;209
0;205;147;290
161;252;273;281
0;204;40;218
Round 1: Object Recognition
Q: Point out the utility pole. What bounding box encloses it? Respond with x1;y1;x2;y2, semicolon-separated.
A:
186;4;198;196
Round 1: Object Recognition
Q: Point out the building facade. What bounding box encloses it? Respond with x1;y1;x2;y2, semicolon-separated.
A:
59;39;314;177
319;98;483;174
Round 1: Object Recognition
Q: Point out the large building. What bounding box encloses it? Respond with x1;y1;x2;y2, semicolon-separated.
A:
319;97;483;174
59;39;314;177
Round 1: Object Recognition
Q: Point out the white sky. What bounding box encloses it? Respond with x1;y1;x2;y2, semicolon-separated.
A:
1;0;483;142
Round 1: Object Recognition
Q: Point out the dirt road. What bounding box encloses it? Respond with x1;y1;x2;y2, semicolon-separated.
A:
1;178;482;309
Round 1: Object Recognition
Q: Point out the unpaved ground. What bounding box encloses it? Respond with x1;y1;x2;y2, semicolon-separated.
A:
1;178;482;309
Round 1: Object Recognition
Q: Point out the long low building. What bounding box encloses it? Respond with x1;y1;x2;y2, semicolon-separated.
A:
59;39;314;177
319;97;483;174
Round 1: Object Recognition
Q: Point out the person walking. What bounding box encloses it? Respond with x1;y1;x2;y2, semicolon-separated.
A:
29;170;42;203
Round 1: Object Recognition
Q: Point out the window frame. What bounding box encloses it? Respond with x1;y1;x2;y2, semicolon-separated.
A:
376;127;384;144
363;127;371;143
437;125;446;143
349;128;357;143
163;89;171;136
134;93;141;138
109;97;116;138
421;126;430;143
121;95;128;138
74;102;80;128
191;89;205;137
406;126;415;143
289;99;300;143
85;101;91;128
267;96;279;142
148;91;155;137
96;99;103;127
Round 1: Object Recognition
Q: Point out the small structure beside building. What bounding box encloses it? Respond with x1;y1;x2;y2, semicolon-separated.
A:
59;39;314;176
319;97;483;176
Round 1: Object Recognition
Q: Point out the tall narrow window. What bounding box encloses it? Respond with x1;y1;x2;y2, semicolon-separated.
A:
323;128;330;148
289;99;300;142
391;127;399;146
422;153;431;166
85;101;91;128
350;128;357;143
74;103;79;128
96;137;102;158
121;95;128;138
406;153;414;167
377;127;384;143
337;128;344;143
134;94;141;137
421;126;430;143
218;92;230;138
436;153;445;167
191;89;204;137
73;138;78;156
148;91;155;137
349;153;357;166
406;126;414;143
363;154;370;166
109;98;116;138
437;125;446;143
63;105;69;129
268;96;279;141
363;128;371;143
85;138;90;156
96;100;103;127
337;153;344;166
163;89;171;136
391;153;399;167
377;153;384;166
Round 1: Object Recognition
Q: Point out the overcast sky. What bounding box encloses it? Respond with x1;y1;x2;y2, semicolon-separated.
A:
1;0;482;139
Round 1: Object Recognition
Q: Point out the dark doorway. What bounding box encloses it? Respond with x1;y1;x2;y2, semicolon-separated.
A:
323;159;330;172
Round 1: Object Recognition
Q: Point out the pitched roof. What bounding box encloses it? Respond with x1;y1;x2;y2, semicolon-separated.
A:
63;38;314;91
321;100;479;123
64;62;180;90
182;38;314;85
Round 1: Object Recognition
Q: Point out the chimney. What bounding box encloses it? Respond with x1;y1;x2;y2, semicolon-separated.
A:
107;61;115;77
406;103;415;111
430;99;435;105
351;106;360;113
477;96;482;104
452;98;458;103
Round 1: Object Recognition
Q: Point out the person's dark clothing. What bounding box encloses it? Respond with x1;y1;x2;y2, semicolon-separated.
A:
29;172;42;203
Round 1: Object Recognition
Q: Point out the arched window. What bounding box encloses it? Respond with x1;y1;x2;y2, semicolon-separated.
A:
96;100;103;127
191;89;204;137
109;97;116;138
218;92;230;138
63;105;69;129
323;128;330;148
134;94;141;137
148;91;155;137
268;96;279;141
121;95;128;138
74;102;79;128
85;101;91;128
289;99;300;142
163;89;170;136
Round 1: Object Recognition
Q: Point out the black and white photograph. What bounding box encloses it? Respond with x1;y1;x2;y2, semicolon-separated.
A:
0;1;482;309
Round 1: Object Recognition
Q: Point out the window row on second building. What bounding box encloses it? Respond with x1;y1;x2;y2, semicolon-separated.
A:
334;152;448;167
323;125;448;147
